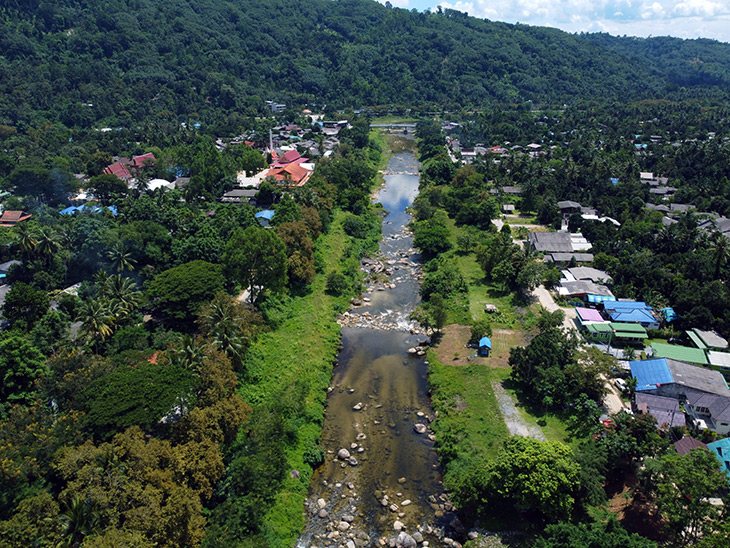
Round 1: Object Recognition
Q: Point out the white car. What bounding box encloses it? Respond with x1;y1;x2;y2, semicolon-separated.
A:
614;378;627;392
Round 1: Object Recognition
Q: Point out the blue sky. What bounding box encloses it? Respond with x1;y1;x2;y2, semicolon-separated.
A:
379;0;730;43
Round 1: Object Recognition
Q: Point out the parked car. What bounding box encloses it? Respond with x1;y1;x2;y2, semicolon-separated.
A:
614;378;627;392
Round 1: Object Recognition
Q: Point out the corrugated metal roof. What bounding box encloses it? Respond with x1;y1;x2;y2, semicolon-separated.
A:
687;330;707;350
651;342;708;365
630;358;674;392
708;351;730;369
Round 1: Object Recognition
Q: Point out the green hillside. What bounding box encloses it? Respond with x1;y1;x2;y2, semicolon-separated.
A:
2;0;730;136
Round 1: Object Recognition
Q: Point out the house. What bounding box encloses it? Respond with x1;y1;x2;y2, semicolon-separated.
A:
266;162;312;187
634;392;686;429
59;204;118;216
630;357;730;434
528;232;592;254
146;179;174;192
132;153;156;169
558;280;614;300
563;267;612;284
220;189;258;204
502;204;515;213
103;162;133;182
0;210;32;227
478;337;492;357
706;439;730;476
545;252;594;266
557;200;582;214
650;342;708;365
610;322;649;344
603;301;660;329
500;186;523;196
575;307;606;324
255;209;275;227
673;436;707;455
687;328;729;351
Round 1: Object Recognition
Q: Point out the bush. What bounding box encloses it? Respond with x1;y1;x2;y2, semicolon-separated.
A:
325;272;349;296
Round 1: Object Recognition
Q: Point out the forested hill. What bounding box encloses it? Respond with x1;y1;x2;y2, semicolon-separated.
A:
2;0;730;131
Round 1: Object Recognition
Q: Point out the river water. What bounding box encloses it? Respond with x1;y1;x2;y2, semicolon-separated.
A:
297;138;458;547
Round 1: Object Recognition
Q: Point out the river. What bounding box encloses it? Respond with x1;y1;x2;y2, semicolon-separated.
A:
297;137;459;547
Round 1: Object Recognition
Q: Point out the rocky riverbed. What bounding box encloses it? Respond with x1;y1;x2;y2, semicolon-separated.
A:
298;142;470;548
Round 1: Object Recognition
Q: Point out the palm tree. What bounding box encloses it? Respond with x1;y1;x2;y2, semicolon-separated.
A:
710;232;730;280
14;223;37;257
35;227;61;266
57;496;100;548
170;334;204;371
79;300;114;352
107;244;136;273
101;274;142;317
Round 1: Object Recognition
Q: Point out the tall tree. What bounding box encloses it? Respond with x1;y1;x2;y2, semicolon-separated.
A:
222;227;287;304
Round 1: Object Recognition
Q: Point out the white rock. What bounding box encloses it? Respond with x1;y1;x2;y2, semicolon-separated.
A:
338;521;350;531
393;520;404;531
413;423;427;434
338;448;351;460
317;498;327;508
353;402;363;411
401;499;411;506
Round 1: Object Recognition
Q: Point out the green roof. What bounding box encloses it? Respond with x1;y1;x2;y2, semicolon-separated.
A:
686;330;707;350
651;342;708;365
609;322;646;333
586;323;612;333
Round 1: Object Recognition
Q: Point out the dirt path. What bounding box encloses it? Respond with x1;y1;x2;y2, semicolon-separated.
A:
491;381;546;440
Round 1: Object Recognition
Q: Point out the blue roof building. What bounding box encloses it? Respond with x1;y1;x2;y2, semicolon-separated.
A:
630;358;674;392
255;209;275;226
707;438;730;477
478;337;492;357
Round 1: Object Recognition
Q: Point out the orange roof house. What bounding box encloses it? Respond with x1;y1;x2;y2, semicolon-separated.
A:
266;163;312;187
0;210;32;227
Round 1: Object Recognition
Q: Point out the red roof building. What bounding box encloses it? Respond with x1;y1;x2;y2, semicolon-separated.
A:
674;437;707;456
103;162;133;181
132;153;156;169
266;163;312;187
0;210;32;227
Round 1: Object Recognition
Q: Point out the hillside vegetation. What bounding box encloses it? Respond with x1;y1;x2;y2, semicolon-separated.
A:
2;0;730;139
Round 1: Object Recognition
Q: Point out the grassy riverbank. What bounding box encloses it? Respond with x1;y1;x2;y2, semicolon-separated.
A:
204;134;394;548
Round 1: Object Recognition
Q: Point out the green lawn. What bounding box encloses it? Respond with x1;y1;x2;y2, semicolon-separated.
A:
428;353;511;461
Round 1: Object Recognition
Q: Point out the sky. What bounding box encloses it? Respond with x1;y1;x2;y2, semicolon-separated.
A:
378;0;730;43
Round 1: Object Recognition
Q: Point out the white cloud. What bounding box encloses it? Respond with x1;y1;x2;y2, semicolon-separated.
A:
434;0;730;42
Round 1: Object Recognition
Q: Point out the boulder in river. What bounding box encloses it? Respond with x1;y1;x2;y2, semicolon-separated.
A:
338;448;351;460
353;402;363;411
413;423;427;434
396;532;417;548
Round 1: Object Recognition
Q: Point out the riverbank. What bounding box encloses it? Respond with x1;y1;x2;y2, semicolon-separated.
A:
298;137;464;547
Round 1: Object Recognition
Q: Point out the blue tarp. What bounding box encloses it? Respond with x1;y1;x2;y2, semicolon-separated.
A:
255;209;275;220
661;307;678;322
629;358;674;392
610;178;619;186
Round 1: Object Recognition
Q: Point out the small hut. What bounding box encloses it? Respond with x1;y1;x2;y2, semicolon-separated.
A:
478;337;492;357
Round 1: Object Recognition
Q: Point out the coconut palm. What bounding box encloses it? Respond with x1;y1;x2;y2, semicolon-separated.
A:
170;334;204;371
35;227;61;266
79;300;115;352
107;243;136;273
14;222;37;256
57;496;100;548
710;231;730;279
101;274;142;316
